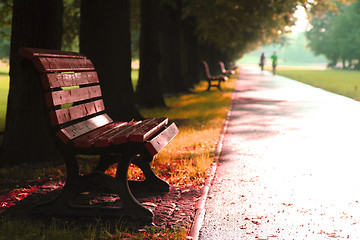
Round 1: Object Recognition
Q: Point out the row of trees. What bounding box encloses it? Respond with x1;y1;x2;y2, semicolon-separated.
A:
306;0;360;68
0;0;334;167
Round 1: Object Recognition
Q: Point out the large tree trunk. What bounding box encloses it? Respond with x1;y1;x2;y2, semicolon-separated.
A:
159;0;189;94
181;17;200;88
136;0;165;108
0;0;63;167
80;0;142;121
199;42;222;76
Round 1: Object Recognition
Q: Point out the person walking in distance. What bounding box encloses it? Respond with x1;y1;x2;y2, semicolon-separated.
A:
271;51;278;75
259;53;265;71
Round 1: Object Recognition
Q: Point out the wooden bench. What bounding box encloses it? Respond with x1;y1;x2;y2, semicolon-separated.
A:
218;61;235;77
201;61;228;90
19;47;179;222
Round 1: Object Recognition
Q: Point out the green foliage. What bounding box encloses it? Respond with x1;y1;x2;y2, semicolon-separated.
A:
62;0;80;52
182;0;328;59
130;0;140;59
0;34;10;59
0;0;11;58
306;10;340;65
0;0;12;37
306;0;360;67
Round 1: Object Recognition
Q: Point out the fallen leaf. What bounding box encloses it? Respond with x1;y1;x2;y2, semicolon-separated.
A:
256;235;268;240
142;202;157;207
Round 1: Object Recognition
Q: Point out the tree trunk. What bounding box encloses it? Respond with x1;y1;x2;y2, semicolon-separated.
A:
200;42;225;76
181;17;200;88
0;0;63;167
136;0;165;108
80;0;142;121
159;0;189;94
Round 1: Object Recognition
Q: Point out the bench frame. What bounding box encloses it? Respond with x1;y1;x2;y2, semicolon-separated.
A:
218;61;235;77
201;61;228;90
19;47;179;222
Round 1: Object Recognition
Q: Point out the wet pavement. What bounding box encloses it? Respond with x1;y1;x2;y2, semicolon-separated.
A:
198;66;360;239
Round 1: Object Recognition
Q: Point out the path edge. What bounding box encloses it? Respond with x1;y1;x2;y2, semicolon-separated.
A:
187;80;237;239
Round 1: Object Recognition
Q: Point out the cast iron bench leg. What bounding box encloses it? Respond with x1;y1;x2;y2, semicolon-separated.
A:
207;81;212;91
129;154;170;192
32;151;153;221
217;81;222;90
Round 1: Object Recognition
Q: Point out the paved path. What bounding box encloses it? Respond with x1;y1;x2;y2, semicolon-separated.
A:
199;66;360;239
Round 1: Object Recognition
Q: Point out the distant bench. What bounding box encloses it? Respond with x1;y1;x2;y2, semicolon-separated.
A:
201;61;227;90
218;61;235;77
19;47;179;222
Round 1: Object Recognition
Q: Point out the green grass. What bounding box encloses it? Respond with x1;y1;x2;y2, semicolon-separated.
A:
276;69;360;101
131;69;138;89
0;67;9;133
0;218;187;240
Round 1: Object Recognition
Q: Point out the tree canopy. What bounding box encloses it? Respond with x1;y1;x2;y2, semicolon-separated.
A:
306;0;360;68
0;0;341;61
183;0;338;60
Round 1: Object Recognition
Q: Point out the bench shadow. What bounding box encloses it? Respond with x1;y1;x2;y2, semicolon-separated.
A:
1;180;198;231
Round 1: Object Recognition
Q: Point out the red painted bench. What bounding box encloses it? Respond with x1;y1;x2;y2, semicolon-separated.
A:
19;47;179;222
218;61;235;76
201;61;228;90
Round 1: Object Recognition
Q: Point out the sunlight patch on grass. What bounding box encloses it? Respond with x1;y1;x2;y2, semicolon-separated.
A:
141;78;236;187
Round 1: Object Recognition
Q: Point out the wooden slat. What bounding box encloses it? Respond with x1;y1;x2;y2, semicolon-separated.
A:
33;57;94;73
50;100;105;125
93;119;154;147
145;123;179;156
210;75;227;81
45;85;102;107
92;121;141;147
129;117;168;142
218;61;225;72
42;72;99;89
202;61;211;79
73;122;128;148
56;114;113;144
19;47;85;60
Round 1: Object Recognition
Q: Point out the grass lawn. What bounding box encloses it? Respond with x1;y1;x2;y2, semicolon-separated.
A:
276;69;360;101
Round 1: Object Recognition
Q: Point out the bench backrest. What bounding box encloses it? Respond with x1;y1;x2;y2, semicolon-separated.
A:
201;61;212;79
218;61;226;74
19;47;113;143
